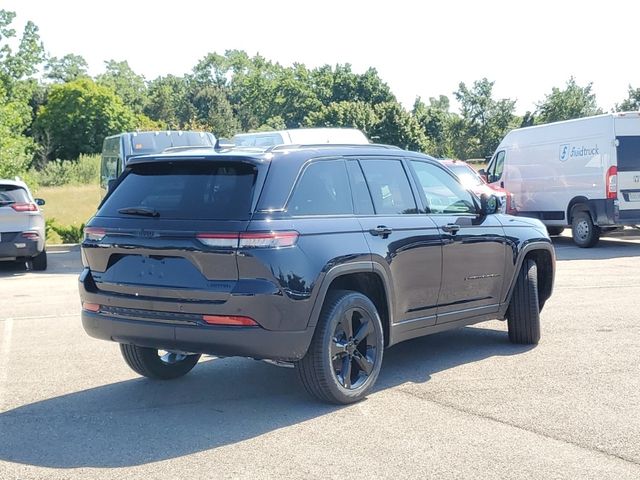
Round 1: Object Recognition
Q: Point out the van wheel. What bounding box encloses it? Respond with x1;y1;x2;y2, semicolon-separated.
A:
546;226;564;236
31;250;47;271
119;344;201;380
296;290;384;404
507;259;540;345
571;210;600;248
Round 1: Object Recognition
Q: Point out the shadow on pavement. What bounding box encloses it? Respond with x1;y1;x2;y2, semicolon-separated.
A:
553;236;640;261
0;247;82;278
0;326;529;468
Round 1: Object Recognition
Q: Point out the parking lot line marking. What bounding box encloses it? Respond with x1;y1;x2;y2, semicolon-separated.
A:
3;312;80;321
0;317;14;407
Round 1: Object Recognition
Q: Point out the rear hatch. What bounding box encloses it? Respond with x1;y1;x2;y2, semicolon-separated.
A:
0;185;36;243
83;158;261;305
615;115;640;215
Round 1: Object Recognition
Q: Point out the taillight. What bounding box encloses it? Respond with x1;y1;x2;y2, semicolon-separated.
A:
21;231;39;240
606;166;617;199
202;315;258;326
196;231;299;249
239;231;298;248
11;203;37;212
84;227;106;241
196;233;241;248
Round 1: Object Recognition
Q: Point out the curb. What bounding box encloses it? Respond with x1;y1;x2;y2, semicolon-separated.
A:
47;243;80;252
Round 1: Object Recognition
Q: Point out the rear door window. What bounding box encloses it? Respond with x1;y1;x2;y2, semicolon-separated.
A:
0;185;30;206
359;159;418;215
287;160;353;215
98;162;257;220
617;136;640;172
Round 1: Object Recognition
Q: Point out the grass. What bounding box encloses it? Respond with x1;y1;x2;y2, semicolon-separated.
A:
33;183;102;244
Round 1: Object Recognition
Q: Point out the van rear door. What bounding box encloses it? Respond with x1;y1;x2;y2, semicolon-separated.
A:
615;116;640;217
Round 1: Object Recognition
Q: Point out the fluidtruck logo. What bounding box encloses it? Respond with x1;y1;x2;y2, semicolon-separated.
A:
559;144;599;162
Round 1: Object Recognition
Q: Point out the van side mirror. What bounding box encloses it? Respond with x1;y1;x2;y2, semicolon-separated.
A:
478;168;488;182
107;178;117;192
34;198;45;206
479;194;499;215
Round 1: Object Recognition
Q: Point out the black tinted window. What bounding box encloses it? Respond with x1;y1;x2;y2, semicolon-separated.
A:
98;162;256;220
288;160;353;215
360;159;417;215
0;185;29;206
347;161;374;215
617;136;640;172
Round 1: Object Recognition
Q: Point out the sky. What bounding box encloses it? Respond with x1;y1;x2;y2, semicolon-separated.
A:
4;0;639;115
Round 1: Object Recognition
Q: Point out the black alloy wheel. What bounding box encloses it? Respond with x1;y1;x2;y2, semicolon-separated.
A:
297;290;384;404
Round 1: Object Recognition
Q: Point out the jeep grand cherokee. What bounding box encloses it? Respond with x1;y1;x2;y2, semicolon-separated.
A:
79;144;555;404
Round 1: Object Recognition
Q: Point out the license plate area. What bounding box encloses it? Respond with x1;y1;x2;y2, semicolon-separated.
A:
626;191;640;202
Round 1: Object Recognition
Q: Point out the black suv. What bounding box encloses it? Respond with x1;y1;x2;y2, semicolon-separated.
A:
79;144;555;404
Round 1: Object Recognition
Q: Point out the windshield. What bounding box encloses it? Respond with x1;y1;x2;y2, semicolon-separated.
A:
98;162;257;220
446;163;483;188
0;185;30;206
128;132;214;157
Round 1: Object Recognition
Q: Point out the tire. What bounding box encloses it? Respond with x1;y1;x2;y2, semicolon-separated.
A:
546;226;564;236
507;259;541;344
119;344;201;380
296;290;384;404
571;210;600;248
31;250;47;271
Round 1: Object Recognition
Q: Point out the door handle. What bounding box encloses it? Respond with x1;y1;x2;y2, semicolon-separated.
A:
500;181;504;188
441;223;461;234
369;225;393;237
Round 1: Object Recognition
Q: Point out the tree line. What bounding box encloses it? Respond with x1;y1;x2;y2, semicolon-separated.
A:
2;8;640;179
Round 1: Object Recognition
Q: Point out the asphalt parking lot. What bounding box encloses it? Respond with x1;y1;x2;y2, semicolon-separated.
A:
1;235;639;479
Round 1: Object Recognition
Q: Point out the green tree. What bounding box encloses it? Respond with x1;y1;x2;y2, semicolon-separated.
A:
452;78;516;159
0;10;45;87
305;100;430;152
616;86;640;112
0;83;34;177
35;78;137;159
413;96;456;157
44;54;88;82
96;60;147;113
189;84;239;137
144;75;193;129
536;77;602;124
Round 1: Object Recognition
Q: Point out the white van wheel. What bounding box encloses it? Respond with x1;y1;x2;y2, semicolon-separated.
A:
571;210;600;248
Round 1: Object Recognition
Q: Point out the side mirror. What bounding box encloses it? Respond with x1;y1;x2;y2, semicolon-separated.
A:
479;194;499;215
34;198;45;206
478;168;488;182
107;178;117;192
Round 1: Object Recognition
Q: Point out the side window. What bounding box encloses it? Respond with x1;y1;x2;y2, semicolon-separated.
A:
288;160;353;215
410;161;476;215
347;161;374;215
487;151;505;183
360;159;418;215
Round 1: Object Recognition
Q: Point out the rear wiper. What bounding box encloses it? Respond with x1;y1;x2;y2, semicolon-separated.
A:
117;206;160;217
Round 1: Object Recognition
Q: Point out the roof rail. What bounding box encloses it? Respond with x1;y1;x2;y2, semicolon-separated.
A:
266;143;402;152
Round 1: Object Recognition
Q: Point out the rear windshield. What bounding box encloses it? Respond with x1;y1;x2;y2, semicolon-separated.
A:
617;136;640;172
98;162;257;220
128;132;214;157
0;185;29;206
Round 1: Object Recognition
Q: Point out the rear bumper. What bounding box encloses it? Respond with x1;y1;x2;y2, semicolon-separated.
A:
81;311;314;361
0;235;41;260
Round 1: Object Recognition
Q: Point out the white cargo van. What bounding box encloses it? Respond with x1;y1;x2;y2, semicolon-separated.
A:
483;113;640;247
231;128;369;148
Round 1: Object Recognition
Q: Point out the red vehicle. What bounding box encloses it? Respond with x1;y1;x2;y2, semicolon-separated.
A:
439;159;512;213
